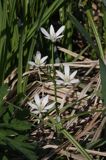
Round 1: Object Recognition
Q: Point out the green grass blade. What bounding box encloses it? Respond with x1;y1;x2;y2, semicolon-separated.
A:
102;3;106;53
0;0;7;85
86;10;104;60
68;13;94;47
17;30;25;95
99;59;106;106
56;123;92;160
23;38;36;92
7;0;16;26
5;138;38;160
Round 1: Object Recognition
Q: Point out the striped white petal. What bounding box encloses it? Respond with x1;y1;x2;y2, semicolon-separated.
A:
28;61;35;66
34;94;41;106
56;80;64;85
50;24;55;37
45;102;55;110
56;26;65;37
40;56;48;64
41;95;49;108
70;79;80;84
38;63;45;66
56;35;64;39
43;36;51;40
31;110;40;114
28;102;38;110
70;70;77;80
64;82;70;85
40;27;50;38
41;109;47;113
64;65;70;77
35;51;41;60
56;70;64;80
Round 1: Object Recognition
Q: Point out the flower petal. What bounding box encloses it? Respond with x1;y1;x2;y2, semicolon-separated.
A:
41;109;47;113
56;26;65;37
40;56;48;64
64;82;70;85
56;35;64;39
70;79;80;84
70;70;77;80
28;61;35;66
35;51;41;60
41;95;49;108
34;94;41;106
45;102;55;110
28;102;38;110
40;27;50;38
31;110;40;114
50;25;55;37
56;80;64;85
64;65;70;77
43;36;51;40
56;70;64;80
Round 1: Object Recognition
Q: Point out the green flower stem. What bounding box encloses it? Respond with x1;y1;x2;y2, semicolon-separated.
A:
51;43;59;118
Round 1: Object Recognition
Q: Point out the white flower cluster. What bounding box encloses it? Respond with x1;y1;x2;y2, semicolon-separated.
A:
41;24;65;43
28;24;79;118
28;51;48;68
56;65;79;85
28;94;55;115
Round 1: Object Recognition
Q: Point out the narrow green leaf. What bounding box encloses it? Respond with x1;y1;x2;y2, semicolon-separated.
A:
0;129;17;139
56;123;92;160
87;138;106;149
5;138;38;160
0;0;8;85
17;29;25;95
99;59;106;105
3;112;11;124
23;38;36;92
86;10;104;60
0;84;8;107
10;119;31;131
68;13;94;46
2;156;8;160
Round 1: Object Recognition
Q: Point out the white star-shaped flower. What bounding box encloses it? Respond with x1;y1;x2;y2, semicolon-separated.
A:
28;94;55;115
56;65;79;85
41;24;65;43
28;51;48;67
